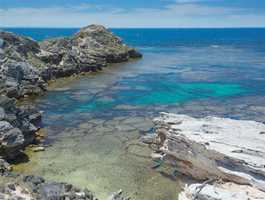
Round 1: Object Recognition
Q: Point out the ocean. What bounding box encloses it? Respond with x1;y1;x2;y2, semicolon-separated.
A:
6;28;265;199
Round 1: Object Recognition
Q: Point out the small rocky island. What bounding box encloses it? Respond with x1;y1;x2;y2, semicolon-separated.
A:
0;25;141;199
144;113;265;200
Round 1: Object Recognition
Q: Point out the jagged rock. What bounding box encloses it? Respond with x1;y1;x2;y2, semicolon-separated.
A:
0;31;40;56
0;24;141;199
39;24;142;80
0;31;46;98
0;95;41;160
150;113;265;199
0;24;141;99
0;118;25;160
0;175;98;200
1;60;46;98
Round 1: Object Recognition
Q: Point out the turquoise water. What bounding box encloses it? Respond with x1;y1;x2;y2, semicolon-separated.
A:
10;28;265;199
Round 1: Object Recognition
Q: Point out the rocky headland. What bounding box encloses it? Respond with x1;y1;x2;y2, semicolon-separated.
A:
2;24;264;200
0;25;141;199
0;24;141;99
144;112;265;200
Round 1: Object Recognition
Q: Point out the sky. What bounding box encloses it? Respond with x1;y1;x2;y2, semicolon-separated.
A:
1;0;265;28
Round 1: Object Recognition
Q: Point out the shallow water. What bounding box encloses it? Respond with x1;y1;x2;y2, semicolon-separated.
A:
11;28;265;199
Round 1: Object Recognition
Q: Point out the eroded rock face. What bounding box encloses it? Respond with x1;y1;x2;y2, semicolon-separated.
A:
0;95;41;160
0;24;142;99
0;175;97;200
149;113;265;199
0;174;130;200
39;25;141;80
0;31;47;98
0;25;141;199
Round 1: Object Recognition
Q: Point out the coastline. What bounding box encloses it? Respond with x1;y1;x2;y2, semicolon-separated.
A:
0;24;142;199
144;113;265;199
1;25;265;200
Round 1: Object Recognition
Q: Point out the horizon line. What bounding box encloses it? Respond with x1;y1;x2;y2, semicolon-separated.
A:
1;26;265;29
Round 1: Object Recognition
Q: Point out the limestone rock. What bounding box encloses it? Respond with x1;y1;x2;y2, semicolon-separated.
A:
0;24;141;99
150;113;265;199
179;182;265;200
0;95;41;159
39;24;142;80
0;175;97;200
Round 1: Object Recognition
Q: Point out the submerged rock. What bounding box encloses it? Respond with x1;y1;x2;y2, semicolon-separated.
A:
150;112;265;199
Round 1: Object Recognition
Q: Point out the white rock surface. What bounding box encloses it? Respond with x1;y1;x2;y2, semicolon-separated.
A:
179;182;265;200
151;112;265;199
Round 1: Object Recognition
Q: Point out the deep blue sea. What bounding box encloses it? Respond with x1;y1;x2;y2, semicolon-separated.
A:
6;28;265;199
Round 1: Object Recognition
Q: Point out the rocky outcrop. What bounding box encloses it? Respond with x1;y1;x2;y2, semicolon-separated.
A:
0;25;141;199
0;95;41;160
4;175;97;200
0;31;47;98
39;25;142;78
179;182;265;200
0;174;130;200
147;113;265;199
0;24;142;99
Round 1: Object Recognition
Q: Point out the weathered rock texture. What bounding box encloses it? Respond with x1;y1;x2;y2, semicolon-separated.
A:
0;25;140;200
0;174;129;200
149;113;265;199
0;24;142;99
179;182;265;200
0;175;97;200
0;95;41;160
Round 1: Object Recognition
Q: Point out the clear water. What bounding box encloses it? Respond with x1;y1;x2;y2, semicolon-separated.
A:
6;28;265;199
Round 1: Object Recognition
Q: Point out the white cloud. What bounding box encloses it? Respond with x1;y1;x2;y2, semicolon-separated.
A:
1;3;265;28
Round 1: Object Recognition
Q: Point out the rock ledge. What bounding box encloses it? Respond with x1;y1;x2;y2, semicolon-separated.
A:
149;112;265;200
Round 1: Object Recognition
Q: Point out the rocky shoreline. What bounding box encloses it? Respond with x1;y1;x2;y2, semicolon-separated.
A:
0;24;142;99
0;25;141;199
2;24;264;200
144;112;265;200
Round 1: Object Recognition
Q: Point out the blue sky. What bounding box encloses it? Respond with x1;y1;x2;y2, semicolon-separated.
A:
1;0;265;27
